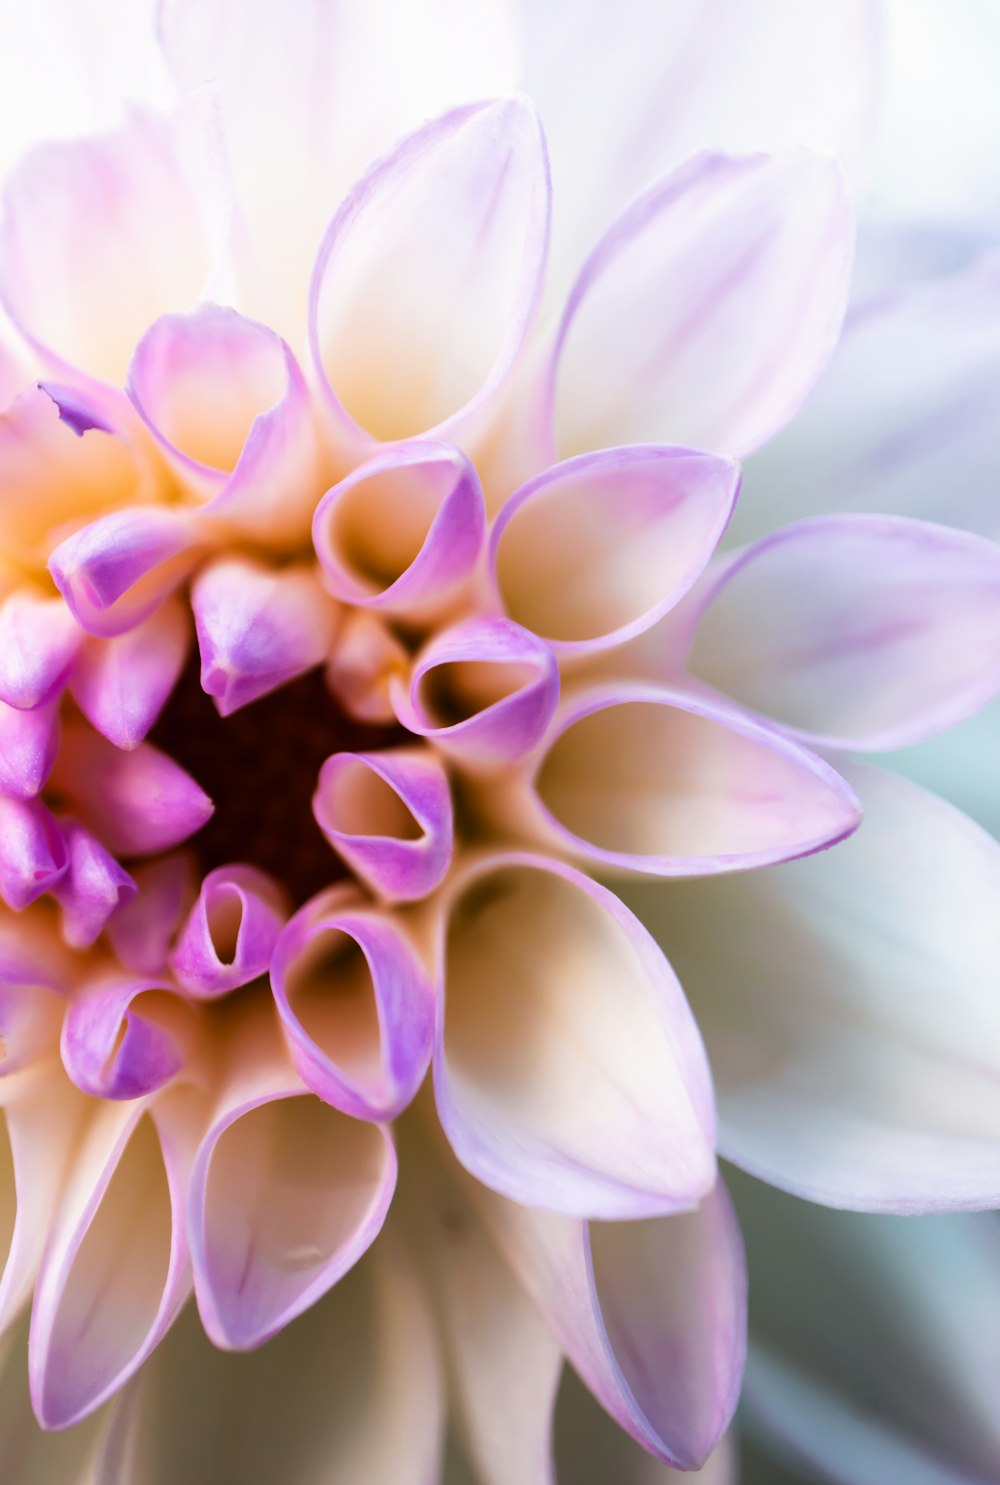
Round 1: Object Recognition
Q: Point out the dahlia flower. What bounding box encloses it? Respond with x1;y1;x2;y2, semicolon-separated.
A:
0;3;997;1482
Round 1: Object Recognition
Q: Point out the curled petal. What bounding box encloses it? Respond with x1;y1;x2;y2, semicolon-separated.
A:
61;976;192;1100
310;99;550;445
0;697;58;799
391;617;559;769
0;590;81;709
188;1001;396;1350
551;149;852;459
192;556;339;716
107;854;197;976
0;797;67;909
170;865;288;999
490;446;740;653
325;610;408;725
70;598;191;750
313;748;453;902
53;821;136;950
433;853;715;1218
313;441;486;617
686;515;1000;751
271;887;434;1120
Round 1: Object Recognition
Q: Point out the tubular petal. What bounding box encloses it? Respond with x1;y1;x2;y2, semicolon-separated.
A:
169;866;288;999
60;977;191;1100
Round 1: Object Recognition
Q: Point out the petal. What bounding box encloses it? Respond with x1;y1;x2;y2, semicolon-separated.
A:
60;977;190;1100
107;854;197;976
511;683;859;876
391;617;559;769
0;797;68;909
433;854;715;1218
620;764;1000;1212
310;99;550;445
0;950;66;1074
313;441;486;618
53;821;137;950
169;865;288;999
0;697;59;798
70;597;192;750
477;1177;746;1470
313;747;454;903
687;516;1000;751
490;446;740;654
0;111;217;385
188;1000;396;1349
270;888;434;1121
551;150;853;459
0;590;81;709
192;556;338;717
324;611;411;725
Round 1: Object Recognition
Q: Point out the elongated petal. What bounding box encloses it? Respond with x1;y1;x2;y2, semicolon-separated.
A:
490;447;740;654
687;516;1000;751
310;100;550;445
271;888;434;1121
0;697;58;798
61;978;190;1100
169;866;287;998
0;797;67;909
477;1177;745;1470
188;1002;395;1350
515;684;859;875
192;556;338;716
621;764;1000;1211
49;506;201;638
0;590;81;709
551;150;852;459
53;821;136;950
313;748;453;902
391;617;559;769
434;854;715;1218
70;598;191;751
313;441;485;617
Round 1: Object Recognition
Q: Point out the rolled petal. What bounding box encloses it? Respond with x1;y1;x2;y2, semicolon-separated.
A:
0;112;215;385
490;447;740;653
192;556;338;717
620;764;1000;1211
53;821;137;950
551;150;852;459
29;1090;198;1427
0;589;81;709
188;1000;396;1350
48;506;202;638
107;854;197;975
60;976;191;1100
477;1177;746;1470
0;697;58;798
313;441;486;618
313;748;453;902
515;684;859;876
391;617;559;769
52;725;213;857
324;610;408;724
270;887;434;1120
686;515;1000;751
70;598;192;750
0;797;67;909
169;865;288;999
434;854;715;1218
310;99;550;445
127;305;322;548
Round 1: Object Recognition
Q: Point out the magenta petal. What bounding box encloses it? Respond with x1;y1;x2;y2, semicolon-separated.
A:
0;591;81;709
107;854;197;975
61;976;186;1100
48;506;200;638
70;598;191;750
170;866;288;999
313;441;486;617
0;698;59;798
0;797;67;909
53;821;137;950
392;616;559;768
271;888;434;1121
313;748;453;902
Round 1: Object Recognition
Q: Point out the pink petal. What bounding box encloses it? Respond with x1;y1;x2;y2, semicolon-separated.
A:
687;515;1000;751
313;748;453;902
53;821;137;950
0;797;68;909
270;886;434;1121
169;865;288;999
0;590;81;709
0;697;58;798
310;99;550;446
489;446;740;654
550;149;853;459
192;556;339;716
433;853;715;1218
70;597;192;750
391;617;559;769
107;853;197;975
60;975;191;1100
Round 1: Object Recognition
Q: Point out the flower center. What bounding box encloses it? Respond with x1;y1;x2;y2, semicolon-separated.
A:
153;664;399;904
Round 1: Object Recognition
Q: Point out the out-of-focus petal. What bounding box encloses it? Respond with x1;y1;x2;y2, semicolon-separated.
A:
324;610;408;725
433;854;715;1218
70;598;191;750
53;822;137;950
621;764;1000;1212
169;866;287;999
686;516;1000;751
884;696;1000;842
0;698;59;799
107;854;196;976
192;556;338;716
551;150;852;459
0;797;68;910
0;590;81;709
49;506;202;638
310;100;550;447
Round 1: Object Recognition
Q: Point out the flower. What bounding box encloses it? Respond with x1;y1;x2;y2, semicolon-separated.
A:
0;3;998;1482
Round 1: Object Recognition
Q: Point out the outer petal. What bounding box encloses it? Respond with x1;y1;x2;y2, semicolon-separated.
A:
270;887;434;1121
433;853;716;1218
551;150;853;459
621;764;1000;1211
70;597;191;750
169;866;288;999
686;516;1000;751
310;100;550;446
